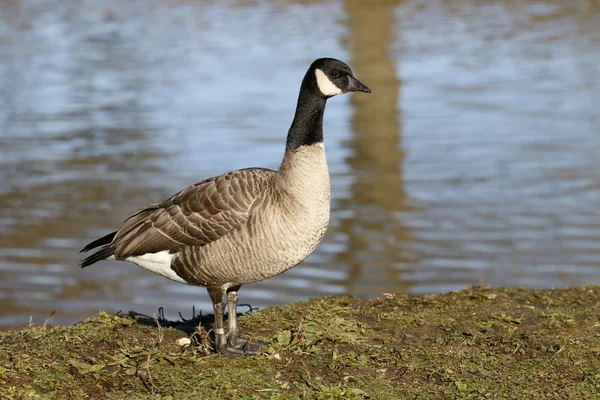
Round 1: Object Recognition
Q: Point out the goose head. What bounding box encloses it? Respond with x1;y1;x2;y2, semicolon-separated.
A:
309;58;371;98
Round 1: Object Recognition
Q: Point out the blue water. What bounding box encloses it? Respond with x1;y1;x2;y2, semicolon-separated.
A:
1;0;599;327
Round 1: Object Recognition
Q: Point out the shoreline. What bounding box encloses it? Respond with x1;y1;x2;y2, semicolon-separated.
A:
2;285;600;399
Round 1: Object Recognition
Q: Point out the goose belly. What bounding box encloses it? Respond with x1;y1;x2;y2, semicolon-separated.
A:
170;205;330;287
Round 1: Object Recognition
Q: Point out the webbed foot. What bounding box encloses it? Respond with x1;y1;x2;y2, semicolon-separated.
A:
218;337;264;356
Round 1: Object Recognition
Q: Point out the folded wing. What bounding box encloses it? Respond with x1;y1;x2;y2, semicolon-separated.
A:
112;168;274;258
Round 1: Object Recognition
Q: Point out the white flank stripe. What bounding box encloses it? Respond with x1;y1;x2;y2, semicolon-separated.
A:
315;69;342;96
125;251;186;284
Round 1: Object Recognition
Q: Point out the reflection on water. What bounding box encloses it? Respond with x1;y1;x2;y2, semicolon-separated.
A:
1;0;600;328
340;0;414;296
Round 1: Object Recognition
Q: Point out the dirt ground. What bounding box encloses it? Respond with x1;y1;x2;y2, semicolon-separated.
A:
2;285;600;399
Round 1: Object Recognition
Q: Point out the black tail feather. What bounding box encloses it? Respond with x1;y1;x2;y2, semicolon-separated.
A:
80;245;115;268
80;231;117;253
80;231;117;268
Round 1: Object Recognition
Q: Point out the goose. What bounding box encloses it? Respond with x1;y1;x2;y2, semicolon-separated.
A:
80;58;371;355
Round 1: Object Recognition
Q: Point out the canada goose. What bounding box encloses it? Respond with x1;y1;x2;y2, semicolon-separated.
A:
80;58;371;354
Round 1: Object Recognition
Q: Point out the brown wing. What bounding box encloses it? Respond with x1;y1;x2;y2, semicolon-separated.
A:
112;168;275;258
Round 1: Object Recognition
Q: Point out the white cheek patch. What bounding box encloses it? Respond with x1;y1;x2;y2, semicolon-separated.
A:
315;68;342;97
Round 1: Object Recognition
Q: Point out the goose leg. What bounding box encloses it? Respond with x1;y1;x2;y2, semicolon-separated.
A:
221;287;263;355
208;286;261;355
226;289;240;344
207;287;227;350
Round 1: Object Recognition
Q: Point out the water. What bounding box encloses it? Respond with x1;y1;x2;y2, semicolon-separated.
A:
1;0;599;328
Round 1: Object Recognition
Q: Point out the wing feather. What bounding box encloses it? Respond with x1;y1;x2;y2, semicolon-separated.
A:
112;168;274;258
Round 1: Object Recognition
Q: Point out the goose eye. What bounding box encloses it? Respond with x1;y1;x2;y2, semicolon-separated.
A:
331;71;339;78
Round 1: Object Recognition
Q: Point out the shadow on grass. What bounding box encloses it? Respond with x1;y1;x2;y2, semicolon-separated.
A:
127;304;260;337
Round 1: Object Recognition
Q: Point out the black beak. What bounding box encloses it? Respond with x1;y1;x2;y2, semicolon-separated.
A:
347;76;371;93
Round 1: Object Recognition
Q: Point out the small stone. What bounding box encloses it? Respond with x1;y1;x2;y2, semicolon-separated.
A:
176;338;191;347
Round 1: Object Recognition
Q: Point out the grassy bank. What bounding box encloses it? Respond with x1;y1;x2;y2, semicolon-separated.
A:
2;285;600;399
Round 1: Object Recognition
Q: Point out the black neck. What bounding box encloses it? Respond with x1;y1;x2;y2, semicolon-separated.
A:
285;73;327;152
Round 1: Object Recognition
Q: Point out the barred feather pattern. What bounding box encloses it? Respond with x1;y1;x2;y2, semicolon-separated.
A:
111;143;330;287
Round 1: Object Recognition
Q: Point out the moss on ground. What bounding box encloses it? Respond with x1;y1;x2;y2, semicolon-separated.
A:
2;286;600;399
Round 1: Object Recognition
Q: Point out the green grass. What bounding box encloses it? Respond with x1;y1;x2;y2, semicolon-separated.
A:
2;286;600;399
